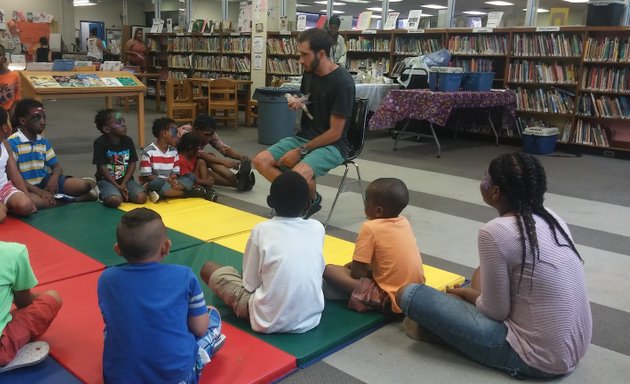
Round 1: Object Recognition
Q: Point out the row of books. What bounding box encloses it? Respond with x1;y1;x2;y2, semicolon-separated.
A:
577;93;630;119
222;37;252;54
347;58;390;72
168;54;192;69
267;38;298;55
169;37;221;53
451;58;495;72
266;58;302;75
511;33;582;57
583;37;630;62
167;70;250;81
394;38;441;55
508;61;578;84
581;67;630;93
346;38;391;52
573;120;610;147
514;88;575;114
28;74;137;88
447;35;507;55
192;56;251;73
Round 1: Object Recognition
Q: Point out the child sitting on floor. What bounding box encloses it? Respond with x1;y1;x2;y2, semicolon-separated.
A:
97;208;225;383
200;171;325;333
0;241;62;372
323;178;425;314
8;99;97;209
177;132;218;202
92;109;147;208
0;107;36;222
140;117;195;203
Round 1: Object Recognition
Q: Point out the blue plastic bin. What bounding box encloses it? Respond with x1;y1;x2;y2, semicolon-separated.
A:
522;127;559;154
428;72;464;92
462;72;495;91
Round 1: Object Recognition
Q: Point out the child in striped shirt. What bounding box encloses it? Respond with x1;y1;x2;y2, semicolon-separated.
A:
139;117;196;202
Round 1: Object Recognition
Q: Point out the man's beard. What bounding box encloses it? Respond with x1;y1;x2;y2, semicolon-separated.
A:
307;56;320;73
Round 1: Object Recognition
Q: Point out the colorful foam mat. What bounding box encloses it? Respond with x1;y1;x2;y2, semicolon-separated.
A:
37;270;297;384
0;356;82;384
0;218;105;285
21;202;203;266
119;199;266;241
167;242;388;367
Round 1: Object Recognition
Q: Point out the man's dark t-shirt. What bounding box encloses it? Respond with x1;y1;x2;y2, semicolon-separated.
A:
298;66;355;157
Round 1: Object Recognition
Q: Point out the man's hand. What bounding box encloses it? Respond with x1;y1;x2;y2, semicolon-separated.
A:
287;99;304;111
224;159;240;170
37;188;56;205
277;148;301;169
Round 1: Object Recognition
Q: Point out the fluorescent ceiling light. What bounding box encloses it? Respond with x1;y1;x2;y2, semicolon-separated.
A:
73;0;96;5
388;0;403;2
314;1;345;5
463;11;487;15
296;3;310;7
523;8;550;13
343;0;370;3
485;1;514;5
367;7;393;12
371;15;382;19
421;4;448;9
563;0;588;3
320;9;345;14
420;13;435;17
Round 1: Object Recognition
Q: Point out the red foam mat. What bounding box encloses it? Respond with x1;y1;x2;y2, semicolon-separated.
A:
39;271;296;384
0;218;105;285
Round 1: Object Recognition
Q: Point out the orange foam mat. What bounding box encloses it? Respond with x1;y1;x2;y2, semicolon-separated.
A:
0;218;105;285
119;199;266;242
39;271;296;384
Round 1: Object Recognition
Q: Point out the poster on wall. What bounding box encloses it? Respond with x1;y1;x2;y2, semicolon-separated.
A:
238;1;252;33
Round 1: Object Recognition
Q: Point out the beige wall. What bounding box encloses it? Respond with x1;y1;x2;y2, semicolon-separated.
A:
156;0;239;24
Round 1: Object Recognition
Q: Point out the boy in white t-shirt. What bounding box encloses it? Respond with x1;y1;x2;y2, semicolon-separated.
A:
200;171;325;333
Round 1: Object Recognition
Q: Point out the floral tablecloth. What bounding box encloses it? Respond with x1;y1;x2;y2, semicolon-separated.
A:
368;89;517;131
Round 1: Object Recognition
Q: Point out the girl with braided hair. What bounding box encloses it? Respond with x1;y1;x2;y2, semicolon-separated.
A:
396;152;592;378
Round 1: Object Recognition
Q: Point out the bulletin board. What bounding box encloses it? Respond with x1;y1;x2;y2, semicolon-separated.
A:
16;21;50;55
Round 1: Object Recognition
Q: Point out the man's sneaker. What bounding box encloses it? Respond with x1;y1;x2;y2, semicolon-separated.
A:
53;193;77;203
204;188;219;202
148;191;160;203
242;171;256;191
236;159;252;192
303;192;322;219
189;186;207;198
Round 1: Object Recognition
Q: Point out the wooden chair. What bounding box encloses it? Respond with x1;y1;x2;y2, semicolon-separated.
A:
165;78;197;125
208;78;239;128
187;78;209;115
246;99;258;126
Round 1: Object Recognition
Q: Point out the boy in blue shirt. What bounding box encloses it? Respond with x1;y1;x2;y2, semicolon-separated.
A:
97;208;225;383
8;99;96;209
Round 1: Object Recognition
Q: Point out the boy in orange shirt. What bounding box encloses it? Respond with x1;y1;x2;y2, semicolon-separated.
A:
0;45;21;113
323;178;425;314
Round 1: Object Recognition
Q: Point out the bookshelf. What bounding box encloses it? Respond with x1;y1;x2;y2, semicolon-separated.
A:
505;28;585;144
266;32;301;86
151;32;251;80
576;27;630;151
343;31;392;75
390;29;445;77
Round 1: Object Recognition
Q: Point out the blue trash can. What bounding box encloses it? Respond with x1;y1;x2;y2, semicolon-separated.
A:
253;87;298;145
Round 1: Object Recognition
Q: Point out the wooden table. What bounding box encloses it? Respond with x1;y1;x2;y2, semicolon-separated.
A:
187;78;254;125
20;71;149;147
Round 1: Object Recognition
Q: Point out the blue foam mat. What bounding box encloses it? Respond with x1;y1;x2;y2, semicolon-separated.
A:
0;356;82;384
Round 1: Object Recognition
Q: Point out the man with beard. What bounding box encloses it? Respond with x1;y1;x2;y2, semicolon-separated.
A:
253;28;355;219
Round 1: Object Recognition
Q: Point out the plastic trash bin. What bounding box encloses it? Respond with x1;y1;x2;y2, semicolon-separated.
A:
253;87;298;145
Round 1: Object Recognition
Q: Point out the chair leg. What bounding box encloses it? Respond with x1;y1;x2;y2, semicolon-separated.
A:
325;164;350;228
352;162;365;204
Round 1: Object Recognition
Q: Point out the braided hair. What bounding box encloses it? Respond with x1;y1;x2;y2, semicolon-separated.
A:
488;152;582;287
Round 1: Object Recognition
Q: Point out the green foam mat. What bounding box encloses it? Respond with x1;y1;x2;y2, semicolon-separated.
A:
167;242;388;366
22;202;203;266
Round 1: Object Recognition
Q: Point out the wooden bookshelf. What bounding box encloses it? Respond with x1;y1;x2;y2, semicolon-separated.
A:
266;32;301;86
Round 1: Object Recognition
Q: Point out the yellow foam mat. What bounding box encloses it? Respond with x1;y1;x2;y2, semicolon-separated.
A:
119;199;266;241
214;232;465;291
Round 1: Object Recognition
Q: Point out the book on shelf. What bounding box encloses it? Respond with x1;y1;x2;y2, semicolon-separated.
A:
76;73;105;87
101;77;123;86
339;16;353;31
297;15;307;31
316;15;327;29
52;75;82;87
357;11;372;31
383;12;400;30
407;10;422;30
549;8;569;26
116;77;138;86
486;12;503;28
150;19;164;33
28;75;59;88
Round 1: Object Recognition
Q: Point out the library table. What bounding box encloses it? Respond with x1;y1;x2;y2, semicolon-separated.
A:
369;89;517;157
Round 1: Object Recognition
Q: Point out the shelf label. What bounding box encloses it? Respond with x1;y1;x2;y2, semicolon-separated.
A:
363;29;377;34
202;33;212;36
280;31;292;36
230;32;241;36
536;26;560;32
473;28;493;33
407;29;425;34
176;33;185;36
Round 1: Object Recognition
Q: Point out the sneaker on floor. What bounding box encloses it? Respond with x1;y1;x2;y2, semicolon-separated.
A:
204;188;219;202
53;193;77;203
236;159;252;192
148;191;160;203
303;192;322;219
0;341;49;373
243;171;256;192
189;186;207;198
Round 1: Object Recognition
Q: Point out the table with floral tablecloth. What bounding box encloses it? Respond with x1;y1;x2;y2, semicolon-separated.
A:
368;89;517;131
